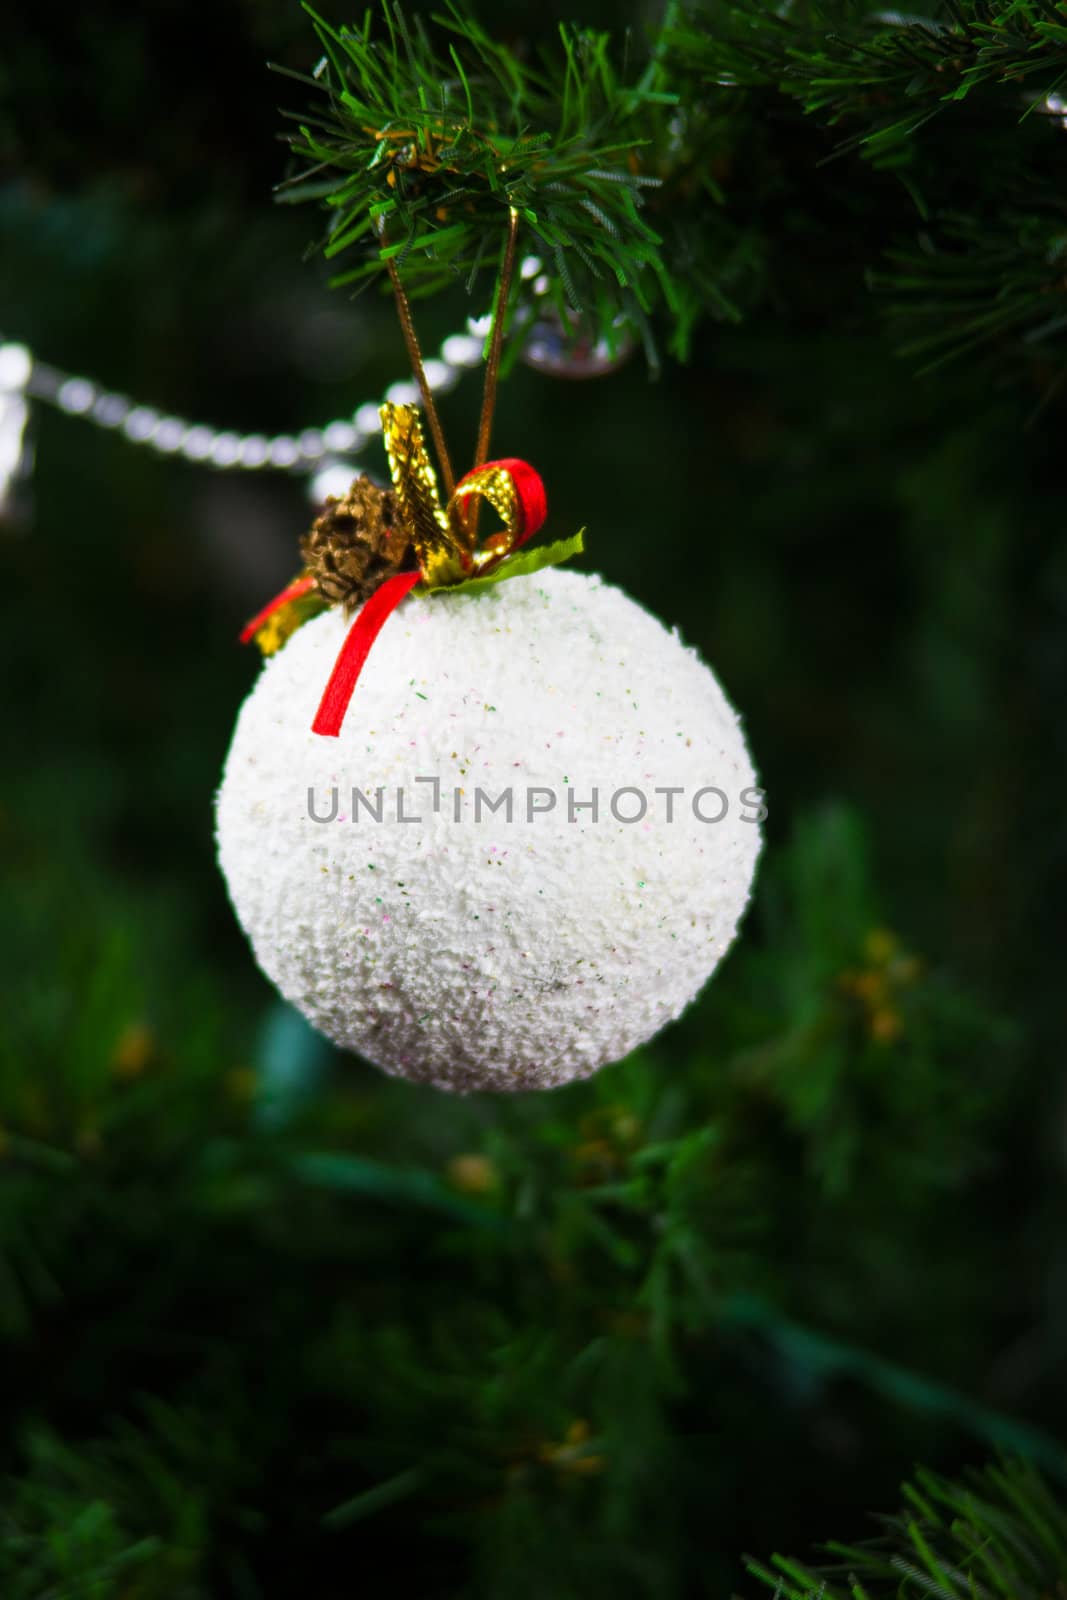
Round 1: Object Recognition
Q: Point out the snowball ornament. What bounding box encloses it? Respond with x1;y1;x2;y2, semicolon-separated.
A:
217;564;761;1092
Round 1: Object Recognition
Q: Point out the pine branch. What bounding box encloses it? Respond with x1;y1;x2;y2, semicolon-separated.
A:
743;1457;1067;1599
873;211;1067;373
275;3;682;359
671;0;1067;156
665;0;1067;382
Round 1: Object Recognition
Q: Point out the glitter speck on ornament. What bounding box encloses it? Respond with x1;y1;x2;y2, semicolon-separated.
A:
216;568;761;1092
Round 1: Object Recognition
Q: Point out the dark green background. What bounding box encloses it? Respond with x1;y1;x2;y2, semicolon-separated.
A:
2;3;1066;1596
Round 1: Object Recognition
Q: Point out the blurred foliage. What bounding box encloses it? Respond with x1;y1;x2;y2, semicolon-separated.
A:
747;1456;1067;1598
1;0;1067;1596
665;0;1067;384
0;797;1044;1597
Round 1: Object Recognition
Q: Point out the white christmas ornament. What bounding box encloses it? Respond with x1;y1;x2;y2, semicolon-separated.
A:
216;567;761;1092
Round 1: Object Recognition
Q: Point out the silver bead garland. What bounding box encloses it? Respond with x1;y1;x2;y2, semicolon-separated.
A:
0;258;555;513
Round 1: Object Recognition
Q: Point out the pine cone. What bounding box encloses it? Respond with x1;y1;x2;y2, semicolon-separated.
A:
301;475;413;612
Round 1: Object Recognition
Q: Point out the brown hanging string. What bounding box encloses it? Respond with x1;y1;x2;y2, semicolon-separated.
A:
474;207;520;472
385;254;455;498
382;207;520;533
464;206;520;545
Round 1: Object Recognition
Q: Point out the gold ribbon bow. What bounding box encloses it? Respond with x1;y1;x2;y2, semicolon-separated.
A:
381;401;535;589
242;404;568;673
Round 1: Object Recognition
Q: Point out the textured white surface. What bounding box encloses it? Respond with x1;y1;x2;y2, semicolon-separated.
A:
216;568;761;1092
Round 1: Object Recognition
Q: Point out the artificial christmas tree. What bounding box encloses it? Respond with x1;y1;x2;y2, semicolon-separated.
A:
2;1;1067;1594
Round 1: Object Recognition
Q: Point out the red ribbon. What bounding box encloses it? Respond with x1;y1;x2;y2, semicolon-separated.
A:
311;457;546;738
311;570;422;736
240;457;547;739
485;457;547;542
238;574;315;646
